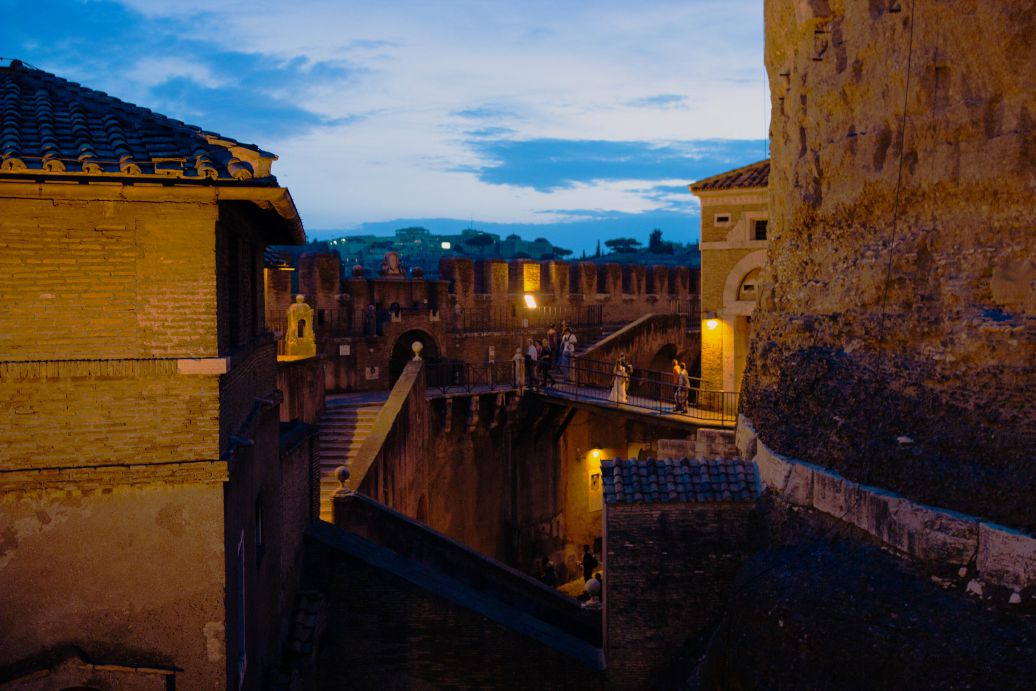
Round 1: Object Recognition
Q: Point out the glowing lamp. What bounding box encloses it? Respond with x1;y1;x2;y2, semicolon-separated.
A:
591;449;601;459
704;311;718;330
440;241;451;249
523;294;538;309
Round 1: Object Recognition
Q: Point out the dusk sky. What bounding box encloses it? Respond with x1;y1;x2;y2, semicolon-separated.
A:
2;0;769;254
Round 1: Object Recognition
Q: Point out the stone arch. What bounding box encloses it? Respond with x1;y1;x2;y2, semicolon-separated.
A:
389;329;440;383
721;250;767;393
722;250;767;314
647;344;678;373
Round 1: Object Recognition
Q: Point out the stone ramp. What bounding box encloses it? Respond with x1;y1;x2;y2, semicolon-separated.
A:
317;392;389;521
306;520;604;687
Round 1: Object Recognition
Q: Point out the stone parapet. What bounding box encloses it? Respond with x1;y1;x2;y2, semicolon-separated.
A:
739;415;1036;592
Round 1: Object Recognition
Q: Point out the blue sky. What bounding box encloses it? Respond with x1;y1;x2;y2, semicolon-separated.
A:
2;0;769;253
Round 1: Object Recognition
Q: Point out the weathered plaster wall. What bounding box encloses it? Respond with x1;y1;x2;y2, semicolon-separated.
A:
0;480;226;690
748;1;1036;532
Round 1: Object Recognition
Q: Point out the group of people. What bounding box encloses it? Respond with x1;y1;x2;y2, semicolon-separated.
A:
538;545;603;608
512;323;578;391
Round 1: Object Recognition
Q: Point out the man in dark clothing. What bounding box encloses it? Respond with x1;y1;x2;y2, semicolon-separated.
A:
581;544;598;582
539;340;556;387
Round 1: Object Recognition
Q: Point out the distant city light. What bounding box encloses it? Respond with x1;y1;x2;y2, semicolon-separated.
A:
523;294;537;309
441;241;451;249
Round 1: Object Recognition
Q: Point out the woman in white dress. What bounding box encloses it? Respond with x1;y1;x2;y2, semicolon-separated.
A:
609;354;630;404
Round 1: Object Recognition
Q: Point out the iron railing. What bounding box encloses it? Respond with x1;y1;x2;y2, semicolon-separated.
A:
424;359;518;394
424;356;739;425
446;303;604;333
553;357;738;425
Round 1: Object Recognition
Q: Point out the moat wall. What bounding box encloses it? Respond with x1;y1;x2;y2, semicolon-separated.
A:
749;0;1036;532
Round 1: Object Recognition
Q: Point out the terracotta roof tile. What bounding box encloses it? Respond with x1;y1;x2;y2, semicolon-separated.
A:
601;458;759;505
0;59;276;182
690;159;769;192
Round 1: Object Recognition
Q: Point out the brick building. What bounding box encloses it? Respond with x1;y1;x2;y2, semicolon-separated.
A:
0;60;308;689
690;160;769;393
601;457;759;688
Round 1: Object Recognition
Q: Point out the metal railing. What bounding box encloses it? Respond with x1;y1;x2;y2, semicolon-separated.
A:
547;357;739;425
446;303;604;333
423;356;739;425
425;359;518;395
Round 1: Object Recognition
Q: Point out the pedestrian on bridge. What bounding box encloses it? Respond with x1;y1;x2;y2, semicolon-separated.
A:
512;347;525;394
539;340;557;387
560;327;576;378
525;339;539;389
675;361;689;413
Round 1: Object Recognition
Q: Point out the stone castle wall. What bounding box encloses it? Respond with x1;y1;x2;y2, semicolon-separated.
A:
748;0;1036;532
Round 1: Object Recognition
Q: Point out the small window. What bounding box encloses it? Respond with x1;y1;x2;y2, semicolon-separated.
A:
738;268;761;301
714;213;731;225
754;220;768;241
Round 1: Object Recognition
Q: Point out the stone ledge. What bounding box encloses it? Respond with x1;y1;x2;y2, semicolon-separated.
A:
742;416;1034;590
176;357;229;375
978;522;1036;592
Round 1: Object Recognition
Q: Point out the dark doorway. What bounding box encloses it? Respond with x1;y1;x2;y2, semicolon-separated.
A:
389;330;440;383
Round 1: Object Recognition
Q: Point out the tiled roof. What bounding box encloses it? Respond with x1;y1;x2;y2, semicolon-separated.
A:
601;458;759;505
0;59;276;182
264;247;291;269
690;159;769;192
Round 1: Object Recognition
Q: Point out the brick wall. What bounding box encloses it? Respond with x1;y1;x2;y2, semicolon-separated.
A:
0;194;219;360
0;361;219;468
604;501;754;689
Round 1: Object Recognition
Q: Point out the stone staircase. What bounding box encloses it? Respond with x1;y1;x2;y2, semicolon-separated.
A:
572;328;614;359
318;395;386;521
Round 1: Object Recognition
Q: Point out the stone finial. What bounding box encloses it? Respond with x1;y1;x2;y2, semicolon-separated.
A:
335;466;351;490
412;341;424;360
351;264;365;277
412;266;425;279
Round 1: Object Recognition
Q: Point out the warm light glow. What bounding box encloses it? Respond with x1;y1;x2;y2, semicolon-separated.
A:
523;294;538;308
440;241;451;249
591;449;601;459
706;318;718;330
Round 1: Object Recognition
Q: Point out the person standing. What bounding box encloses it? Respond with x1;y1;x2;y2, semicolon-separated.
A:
581;544;598;582
540;556;557;587
609;354;630;404
546;323;558;355
675;361;689;413
560;328;576;379
539;340;556;387
512;347;525;394
525;338;539;389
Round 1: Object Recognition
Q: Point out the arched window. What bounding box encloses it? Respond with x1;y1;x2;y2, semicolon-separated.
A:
737;268;761;301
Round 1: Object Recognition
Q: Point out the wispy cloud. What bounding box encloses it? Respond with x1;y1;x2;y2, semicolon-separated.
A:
4;0;768;250
466;138;767;191
627;94;690;109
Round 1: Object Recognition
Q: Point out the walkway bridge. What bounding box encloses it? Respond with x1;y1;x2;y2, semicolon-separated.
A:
423;356;738;429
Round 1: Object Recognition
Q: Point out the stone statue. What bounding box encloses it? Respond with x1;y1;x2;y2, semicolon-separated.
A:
284;294;316;358
379;250;404;277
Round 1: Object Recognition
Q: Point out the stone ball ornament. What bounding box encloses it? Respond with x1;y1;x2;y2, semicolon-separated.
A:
412;341;424;360
335;466;350;488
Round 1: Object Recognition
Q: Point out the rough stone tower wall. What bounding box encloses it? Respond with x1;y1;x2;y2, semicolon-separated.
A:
748;1;1036;531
